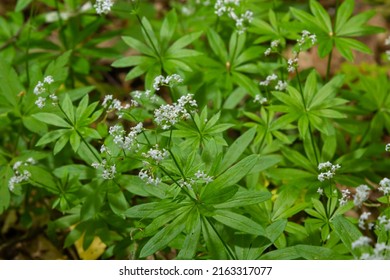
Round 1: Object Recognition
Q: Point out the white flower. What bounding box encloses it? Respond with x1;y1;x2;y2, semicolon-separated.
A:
351;236;371;249
154;94;197;130
338;189;350;206
287;57;298;73
359;211;371;230
91;160;116;180
378;215;388;225
259;74;278;86
153;74;183;91
34;81;45;95
353;185;370;207
264;48;271;56
44;75;54;84
275;80;288;91
142;145;169;164
8;158;36;191
386;143;390;152
297;30;317;49
138;169;161;186
317;187;323;196
94;0;113;15
318;161;340;182
35;97;46;109
194;170;213;184
379;178;390;195
254;95;267;105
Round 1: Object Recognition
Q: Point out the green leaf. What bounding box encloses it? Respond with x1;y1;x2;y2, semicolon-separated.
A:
107;189;129;216
15;0;33;11
331;215;362;257
121;36;155;57
202;217;229;259
141;17;160;54
335;0;354;34
32;113;71;128
266;219;287;243
0;62;23;107
53;164;96;180
139;212;187;258
309;75;344;109
218;127;256;174
36;129;69;146
215;188;271;209
207;29;228;62
69;131;81;153
80;189;104;221
201;155;258;203
309;0;332;33
213;210;266;236
177;210;201;260
160;10;177;46
167;31;203;52
260;245;346;260
0;166;12;214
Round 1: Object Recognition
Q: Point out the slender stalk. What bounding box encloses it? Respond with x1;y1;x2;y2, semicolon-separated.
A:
325;49;333;82
204;217;236;260
134;14;163;70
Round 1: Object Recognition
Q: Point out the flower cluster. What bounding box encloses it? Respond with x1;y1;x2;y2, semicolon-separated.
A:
353;236;390;260
386;143;390;152
131;90;159;104
153;74;183;91
138;169;162;186
194;170;214;184
264;39;280;56
378;215;390;232
8;158;36;191
259;74;288;91
253;95;267;105
154;94;197;130
297;30;317;50
142;145;169;164
108;123;143;151
102;95;133;118
339;189;350;206
379;177;390;195
353;184;370;207
94;0;113;15
178;170;214;190
317;161;341;182
287;56;299;73
92;159;116;180
358;211;372;230
33;76;57;109
360;243;390;260
214;0;253;34
351;236;371;249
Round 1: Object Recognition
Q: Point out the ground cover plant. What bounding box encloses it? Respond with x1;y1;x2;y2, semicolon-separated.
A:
0;0;390;260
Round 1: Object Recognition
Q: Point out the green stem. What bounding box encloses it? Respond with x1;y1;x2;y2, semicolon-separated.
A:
167;149;186;180
134;14;163;70
158;165;196;202
204;217;236;260
325;49;333;82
